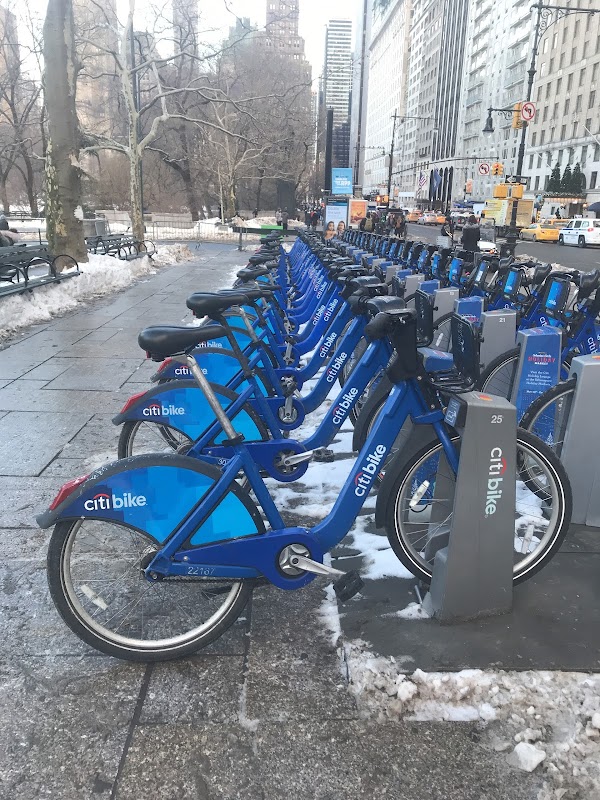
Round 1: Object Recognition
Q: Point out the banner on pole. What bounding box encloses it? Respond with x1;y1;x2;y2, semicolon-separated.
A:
331;168;353;195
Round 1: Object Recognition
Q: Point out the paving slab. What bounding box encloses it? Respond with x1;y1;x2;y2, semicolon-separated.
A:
0;382;125;414
43;357;145;391
245;584;358;722
0;656;143;799
0;475;71;528
0;349;58;379
0;410;91;476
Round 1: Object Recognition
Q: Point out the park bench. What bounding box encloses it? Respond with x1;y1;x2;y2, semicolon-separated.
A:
85;233;156;260
0;244;80;298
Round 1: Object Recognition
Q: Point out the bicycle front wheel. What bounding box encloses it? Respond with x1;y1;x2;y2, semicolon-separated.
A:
519;378;576;457
383;428;571;585
477;347;519;398
48;519;253;661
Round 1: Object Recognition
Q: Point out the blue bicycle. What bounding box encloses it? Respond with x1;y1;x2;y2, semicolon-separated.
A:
39;306;571;661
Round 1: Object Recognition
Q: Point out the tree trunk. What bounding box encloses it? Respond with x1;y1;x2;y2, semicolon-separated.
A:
0;179;8;214
20;148;39;217
255;173;264;214
129;145;144;242
43;0;87;265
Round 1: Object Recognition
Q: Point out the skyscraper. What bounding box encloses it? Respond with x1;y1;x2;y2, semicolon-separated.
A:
264;0;306;58
324;19;353;169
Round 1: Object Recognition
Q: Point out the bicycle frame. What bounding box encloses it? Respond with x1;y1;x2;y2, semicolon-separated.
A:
144;375;458;590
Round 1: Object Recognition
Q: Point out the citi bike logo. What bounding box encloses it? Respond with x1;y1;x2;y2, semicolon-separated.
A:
84;492;147;511
173;366;191;376
332;387;359;425
197;341;223;349
323;298;339;323
319;332;337;359
326;351;349;383
312;304;326;326
142;402;185;417
485;447;507;517
354;444;387;497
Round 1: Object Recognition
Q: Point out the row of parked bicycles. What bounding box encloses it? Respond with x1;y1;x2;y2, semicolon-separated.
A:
38;228;590;661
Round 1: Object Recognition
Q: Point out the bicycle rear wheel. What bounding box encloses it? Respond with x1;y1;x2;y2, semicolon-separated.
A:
476;347;519;399
383;428;571;585
47;519;253;661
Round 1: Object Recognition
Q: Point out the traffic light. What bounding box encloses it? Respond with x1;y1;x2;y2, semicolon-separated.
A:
512;102;524;129
492;162;504;176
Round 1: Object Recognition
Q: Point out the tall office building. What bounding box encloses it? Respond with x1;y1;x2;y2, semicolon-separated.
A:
324;19;353;169
454;0;535;201
263;0;306;58
362;0;410;198
349;0;373;191
526;11;600;211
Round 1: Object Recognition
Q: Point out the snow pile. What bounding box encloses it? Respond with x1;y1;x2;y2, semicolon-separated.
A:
334;641;600;797
0;243;193;342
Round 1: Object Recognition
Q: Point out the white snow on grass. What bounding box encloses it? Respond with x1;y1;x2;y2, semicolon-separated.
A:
0;243;194;343
340;641;600;798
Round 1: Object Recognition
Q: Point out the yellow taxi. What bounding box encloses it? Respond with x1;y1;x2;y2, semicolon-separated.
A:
406;210;421;223
519;223;560;243
435;213;447;224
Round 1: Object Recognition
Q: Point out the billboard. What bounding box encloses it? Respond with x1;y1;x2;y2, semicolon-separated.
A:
348;199;368;228
331;168;353;195
324;201;348;240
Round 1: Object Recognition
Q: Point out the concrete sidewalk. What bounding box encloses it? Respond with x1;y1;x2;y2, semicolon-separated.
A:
0;243;540;799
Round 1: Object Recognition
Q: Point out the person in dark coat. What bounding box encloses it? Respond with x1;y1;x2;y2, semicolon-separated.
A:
461;215;481;252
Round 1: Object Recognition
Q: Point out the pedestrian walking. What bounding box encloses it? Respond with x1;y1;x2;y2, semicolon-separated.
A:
394;212;406;238
461;215;481;252
275;208;282;226
311;210;319;230
282;208;289;232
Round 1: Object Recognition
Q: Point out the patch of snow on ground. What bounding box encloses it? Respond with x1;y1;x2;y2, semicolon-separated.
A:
337;641;600;798
0;243;192;343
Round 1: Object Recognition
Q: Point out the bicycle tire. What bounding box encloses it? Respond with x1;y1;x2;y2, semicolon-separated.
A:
383;428;571;585
519;377;576;457
476;347;520;399
47;517;255;662
430;311;454;352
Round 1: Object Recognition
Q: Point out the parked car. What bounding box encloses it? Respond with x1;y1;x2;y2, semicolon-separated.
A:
406;210;421;223
519;223;560;243
558;218;600;247
435;213;446;225
418;212;437;225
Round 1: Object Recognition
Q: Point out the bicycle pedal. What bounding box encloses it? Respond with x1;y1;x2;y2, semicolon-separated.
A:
333;571;364;602
313;447;334;463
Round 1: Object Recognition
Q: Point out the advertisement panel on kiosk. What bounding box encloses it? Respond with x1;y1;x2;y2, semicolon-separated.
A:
331;168;353;195
324;202;348;240
349;199;368;228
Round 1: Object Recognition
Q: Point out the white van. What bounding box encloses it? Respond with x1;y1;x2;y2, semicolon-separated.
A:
558;218;600;247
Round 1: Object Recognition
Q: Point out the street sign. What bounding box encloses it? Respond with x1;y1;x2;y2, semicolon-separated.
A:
478;163;490;176
521;102;536;122
506;175;528;185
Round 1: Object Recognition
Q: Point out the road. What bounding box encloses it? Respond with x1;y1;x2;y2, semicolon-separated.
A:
406;222;600;272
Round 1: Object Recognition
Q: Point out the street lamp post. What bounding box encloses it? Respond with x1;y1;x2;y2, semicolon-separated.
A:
386;110;399;207
483;2;598;257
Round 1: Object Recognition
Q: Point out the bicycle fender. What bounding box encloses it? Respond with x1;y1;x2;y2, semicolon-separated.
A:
37;453;265;548
150;343;250;384
112;380;265;442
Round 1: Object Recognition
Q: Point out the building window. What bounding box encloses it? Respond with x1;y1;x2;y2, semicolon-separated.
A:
574;20;580;37
562;27;568;44
543;106;548;121
559;52;565;69
545;81;551;99
529;154;534;169
537;153;543;168
558;149;563;163
567;73;573;91
593;63;599;82
532;132;537;146
586;117;592;133
547;151;552;166
541;130;546;145
534;176;540;190
556;77;562;94
575;95;582;112
564;98;570;115
591;172;598;190
572;122;578;138
589;91;596;109
536;86;542;101
553;102;559;119
595;144;600;162
540;62;547;77
568;147;574;164
561;124;567;139
582;145;588;167
582;41;588;58
553;32;559;49
571;46;577;64
579;69;586;86
549;58;554;75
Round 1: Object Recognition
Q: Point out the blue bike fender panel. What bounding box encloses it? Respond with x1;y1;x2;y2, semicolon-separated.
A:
113;382;263;442
37;455;262;546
